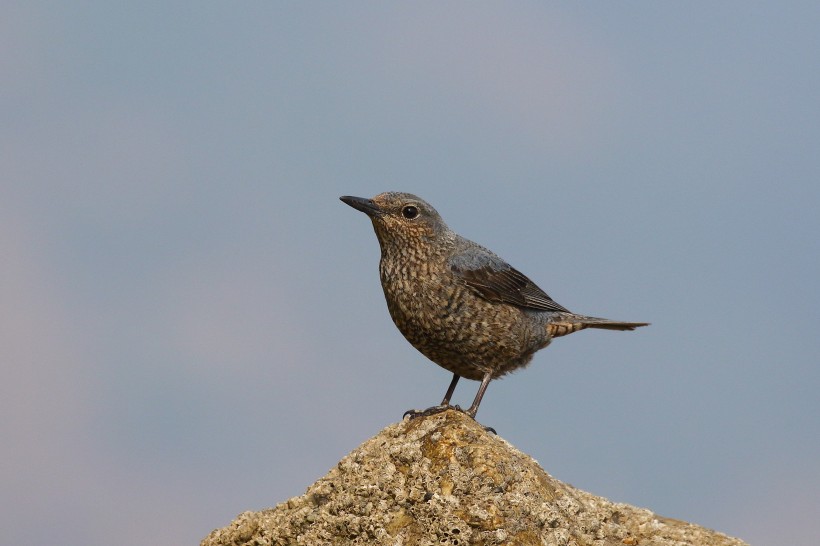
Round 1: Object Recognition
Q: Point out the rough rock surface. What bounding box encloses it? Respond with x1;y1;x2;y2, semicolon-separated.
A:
202;410;747;546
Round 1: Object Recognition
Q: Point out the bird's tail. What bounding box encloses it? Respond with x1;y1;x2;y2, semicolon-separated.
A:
546;314;649;338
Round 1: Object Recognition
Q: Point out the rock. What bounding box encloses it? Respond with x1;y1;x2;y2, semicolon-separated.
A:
202;410;747;546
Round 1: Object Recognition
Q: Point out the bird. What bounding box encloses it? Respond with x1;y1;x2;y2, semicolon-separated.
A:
340;192;648;420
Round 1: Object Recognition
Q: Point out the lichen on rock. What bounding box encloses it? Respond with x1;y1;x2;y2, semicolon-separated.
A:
202;410;747;546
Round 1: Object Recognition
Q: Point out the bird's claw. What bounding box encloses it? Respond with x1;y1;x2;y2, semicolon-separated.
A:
402;405;497;434
403;404;454;419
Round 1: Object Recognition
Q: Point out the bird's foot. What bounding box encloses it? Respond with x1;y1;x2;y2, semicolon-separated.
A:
403;404;454;419
461;406;496;434
402;405;496;434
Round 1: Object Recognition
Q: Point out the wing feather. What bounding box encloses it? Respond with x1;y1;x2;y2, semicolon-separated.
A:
450;256;570;313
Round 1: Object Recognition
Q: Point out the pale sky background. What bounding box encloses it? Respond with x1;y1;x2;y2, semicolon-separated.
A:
2;3;819;545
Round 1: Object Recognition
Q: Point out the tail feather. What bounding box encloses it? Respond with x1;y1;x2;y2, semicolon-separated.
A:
584;321;649;331
546;314;649;337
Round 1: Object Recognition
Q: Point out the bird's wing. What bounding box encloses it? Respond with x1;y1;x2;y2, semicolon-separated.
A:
449;249;571;313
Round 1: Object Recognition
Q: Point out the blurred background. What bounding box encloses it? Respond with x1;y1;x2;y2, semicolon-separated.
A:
2;3;818;545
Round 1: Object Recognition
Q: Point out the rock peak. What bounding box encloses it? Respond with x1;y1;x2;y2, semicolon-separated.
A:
202;411;747;545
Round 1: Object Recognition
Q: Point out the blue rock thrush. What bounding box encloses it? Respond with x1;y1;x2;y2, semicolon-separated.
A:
340;192;648;420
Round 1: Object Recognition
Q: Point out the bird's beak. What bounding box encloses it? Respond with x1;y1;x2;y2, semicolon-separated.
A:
340;195;384;218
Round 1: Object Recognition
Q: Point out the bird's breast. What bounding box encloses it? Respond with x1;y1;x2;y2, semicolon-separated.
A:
379;255;458;330
376;250;551;379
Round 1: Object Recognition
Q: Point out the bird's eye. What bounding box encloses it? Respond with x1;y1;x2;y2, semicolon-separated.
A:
402;205;419;219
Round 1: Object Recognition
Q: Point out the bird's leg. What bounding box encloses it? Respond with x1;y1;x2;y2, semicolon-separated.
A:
403;373;460;419
463;371;497;433
404;372;496;433
465;371;492;418
440;373;460;406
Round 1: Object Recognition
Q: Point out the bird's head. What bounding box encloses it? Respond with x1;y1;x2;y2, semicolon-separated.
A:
340;192;450;248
